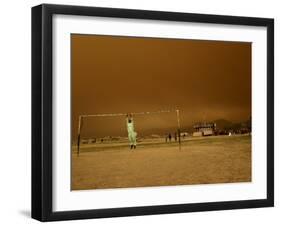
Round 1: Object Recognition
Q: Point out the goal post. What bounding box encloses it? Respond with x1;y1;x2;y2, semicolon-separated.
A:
176;109;181;150
76;109;181;156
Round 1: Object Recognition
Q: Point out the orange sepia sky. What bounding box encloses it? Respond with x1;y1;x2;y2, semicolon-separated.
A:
71;34;251;140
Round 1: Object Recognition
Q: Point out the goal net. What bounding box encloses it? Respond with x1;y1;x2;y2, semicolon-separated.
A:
76;110;181;156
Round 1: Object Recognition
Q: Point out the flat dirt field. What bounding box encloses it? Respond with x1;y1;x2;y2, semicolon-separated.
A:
71;135;251;190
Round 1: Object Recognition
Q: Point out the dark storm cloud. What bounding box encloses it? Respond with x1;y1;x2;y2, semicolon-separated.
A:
71;34;251;139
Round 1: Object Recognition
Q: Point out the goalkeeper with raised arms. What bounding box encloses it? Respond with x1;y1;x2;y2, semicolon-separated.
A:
126;113;137;150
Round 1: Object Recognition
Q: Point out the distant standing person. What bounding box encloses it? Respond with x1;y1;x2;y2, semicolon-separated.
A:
174;132;178;142
168;133;172;142
126;114;137;149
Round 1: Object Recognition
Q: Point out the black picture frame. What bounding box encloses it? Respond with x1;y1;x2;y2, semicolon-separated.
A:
32;3;274;222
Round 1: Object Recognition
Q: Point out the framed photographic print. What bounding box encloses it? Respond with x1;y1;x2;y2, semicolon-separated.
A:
32;4;274;221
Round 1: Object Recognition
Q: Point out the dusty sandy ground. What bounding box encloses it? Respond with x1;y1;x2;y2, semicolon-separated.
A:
71;135;251;190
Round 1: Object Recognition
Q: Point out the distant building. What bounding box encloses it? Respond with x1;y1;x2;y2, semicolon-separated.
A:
193;122;216;136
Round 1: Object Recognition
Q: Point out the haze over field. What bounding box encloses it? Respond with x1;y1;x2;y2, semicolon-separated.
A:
71;35;251;140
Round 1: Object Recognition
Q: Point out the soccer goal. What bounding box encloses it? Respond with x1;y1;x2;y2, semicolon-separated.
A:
76;109;182;156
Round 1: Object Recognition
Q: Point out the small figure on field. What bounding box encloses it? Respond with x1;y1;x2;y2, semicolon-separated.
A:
168;133;172;142
174;132;178;142
126;113;137;149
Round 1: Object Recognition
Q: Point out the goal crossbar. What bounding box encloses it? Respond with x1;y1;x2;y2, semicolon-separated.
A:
76;109;181;156
80;109;175;118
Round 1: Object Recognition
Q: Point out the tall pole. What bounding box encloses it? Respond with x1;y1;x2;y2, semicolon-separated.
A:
176;109;181;150
77;116;83;156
